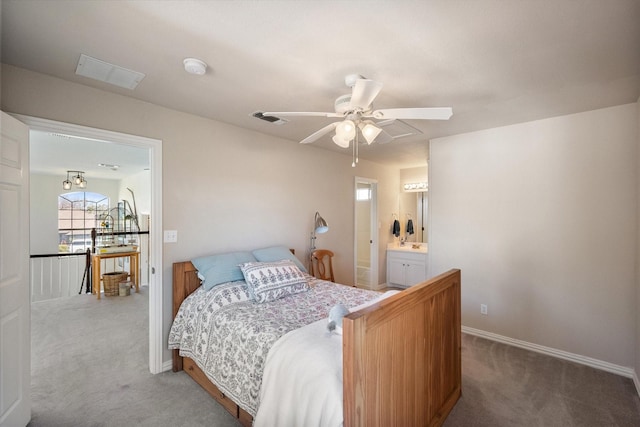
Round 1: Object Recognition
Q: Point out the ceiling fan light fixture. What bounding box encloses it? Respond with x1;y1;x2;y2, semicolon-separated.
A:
360;122;382;144
335;120;356;140
332;134;351;148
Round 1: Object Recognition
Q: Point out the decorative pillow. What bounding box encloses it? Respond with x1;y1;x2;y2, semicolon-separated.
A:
252;245;307;273
192;251;257;291
240;260;310;303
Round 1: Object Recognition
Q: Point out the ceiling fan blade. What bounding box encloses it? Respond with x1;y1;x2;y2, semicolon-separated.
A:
350;79;383;110
300;122;338;144
263;111;343;118
371;107;453;120
372;128;394;144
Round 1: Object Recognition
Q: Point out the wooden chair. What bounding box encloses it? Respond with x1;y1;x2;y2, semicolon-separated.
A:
309;249;335;282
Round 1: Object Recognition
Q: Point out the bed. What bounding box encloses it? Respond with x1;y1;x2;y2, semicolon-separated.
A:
170;248;461;427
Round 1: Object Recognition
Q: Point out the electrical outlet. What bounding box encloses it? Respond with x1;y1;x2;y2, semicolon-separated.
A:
480;304;488;315
164;230;178;243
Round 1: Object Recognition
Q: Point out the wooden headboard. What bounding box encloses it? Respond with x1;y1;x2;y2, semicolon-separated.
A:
172;261;199;372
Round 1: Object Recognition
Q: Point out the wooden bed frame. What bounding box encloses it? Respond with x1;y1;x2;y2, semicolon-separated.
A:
172;260;461;427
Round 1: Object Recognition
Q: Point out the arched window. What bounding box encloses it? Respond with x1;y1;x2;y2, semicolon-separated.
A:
58;192;109;253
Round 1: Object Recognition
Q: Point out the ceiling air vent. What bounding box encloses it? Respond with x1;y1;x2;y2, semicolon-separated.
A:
377;119;423;139
251;111;288;125
75;54;145;90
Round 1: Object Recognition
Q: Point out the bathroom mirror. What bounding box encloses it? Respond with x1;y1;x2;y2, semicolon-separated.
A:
399;166;428;243
398;191;427;243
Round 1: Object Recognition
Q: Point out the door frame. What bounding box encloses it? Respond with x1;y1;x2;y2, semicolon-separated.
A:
13;114;164;374
353;176;379;289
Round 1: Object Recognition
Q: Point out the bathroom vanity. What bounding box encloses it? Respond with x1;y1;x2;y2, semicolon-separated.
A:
386;243;428;288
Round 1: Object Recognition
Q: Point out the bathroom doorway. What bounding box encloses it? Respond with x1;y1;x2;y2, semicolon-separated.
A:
354;177;379;289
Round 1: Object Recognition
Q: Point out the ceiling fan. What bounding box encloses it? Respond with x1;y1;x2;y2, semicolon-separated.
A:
263;74;452;166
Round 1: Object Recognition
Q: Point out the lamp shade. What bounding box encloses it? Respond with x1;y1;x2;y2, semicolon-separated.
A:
332;134;351;148
360;122;382;144
335;120;356;141
314;211;329;234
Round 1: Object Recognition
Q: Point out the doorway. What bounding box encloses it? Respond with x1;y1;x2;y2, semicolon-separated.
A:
416;191;428;243
14;114;164;374
354;177;379;289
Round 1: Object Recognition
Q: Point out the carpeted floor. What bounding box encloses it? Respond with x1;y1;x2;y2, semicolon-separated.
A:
29;287;238;427
30;287;640;426
444;335;640;426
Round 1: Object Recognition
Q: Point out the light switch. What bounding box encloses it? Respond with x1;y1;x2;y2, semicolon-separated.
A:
164;230;178;243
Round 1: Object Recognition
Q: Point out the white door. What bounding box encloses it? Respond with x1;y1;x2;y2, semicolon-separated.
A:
0;112;30;426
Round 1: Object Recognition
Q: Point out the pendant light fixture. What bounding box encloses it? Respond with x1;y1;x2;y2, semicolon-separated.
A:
62;170;87;190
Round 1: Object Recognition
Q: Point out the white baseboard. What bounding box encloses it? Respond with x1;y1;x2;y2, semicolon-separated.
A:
162;359;173;372
462;326;636;381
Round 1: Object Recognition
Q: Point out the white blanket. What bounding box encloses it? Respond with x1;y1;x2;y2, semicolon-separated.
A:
254;290;399;427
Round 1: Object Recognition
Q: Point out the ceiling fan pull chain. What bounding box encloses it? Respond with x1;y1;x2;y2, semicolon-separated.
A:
351;130;359;167
352;136;356;167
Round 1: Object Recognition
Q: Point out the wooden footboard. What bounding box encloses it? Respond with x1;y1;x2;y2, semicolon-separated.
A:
343;269;461;427
172;260;461;427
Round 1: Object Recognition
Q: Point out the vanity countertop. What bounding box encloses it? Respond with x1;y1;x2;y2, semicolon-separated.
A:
387;242;428;254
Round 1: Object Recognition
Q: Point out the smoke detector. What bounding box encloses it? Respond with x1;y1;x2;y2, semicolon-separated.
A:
183;58;207;75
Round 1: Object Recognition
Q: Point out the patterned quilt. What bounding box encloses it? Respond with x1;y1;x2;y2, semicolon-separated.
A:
168;276;380;416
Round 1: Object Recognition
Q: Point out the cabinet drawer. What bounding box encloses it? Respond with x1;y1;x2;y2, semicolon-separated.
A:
184;357;238;416
387;250;426;263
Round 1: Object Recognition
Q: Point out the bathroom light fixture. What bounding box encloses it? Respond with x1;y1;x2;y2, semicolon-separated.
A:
62;170;87;190
310;211;329;251
403;182;428;191
183;58;207;75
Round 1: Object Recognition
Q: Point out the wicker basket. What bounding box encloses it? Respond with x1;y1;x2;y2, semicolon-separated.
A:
103;271;128;297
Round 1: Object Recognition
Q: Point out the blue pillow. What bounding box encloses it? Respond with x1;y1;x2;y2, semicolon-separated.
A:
191;251;257;291
252;245;307;273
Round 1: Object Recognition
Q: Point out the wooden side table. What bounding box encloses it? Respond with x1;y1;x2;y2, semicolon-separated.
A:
91;251;139;300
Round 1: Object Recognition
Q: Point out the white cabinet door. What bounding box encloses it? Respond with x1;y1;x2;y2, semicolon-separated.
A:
0;112;30;427
387;250;428;288
388;258;406;286
405;262;426;287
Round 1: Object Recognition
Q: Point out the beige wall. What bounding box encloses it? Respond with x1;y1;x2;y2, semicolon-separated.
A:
430;103;638;368
118;170;151;216
1;64;401;364
636;96;640;389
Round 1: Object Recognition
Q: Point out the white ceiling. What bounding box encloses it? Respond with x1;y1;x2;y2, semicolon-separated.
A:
29;130;149;180
2;0;639;169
